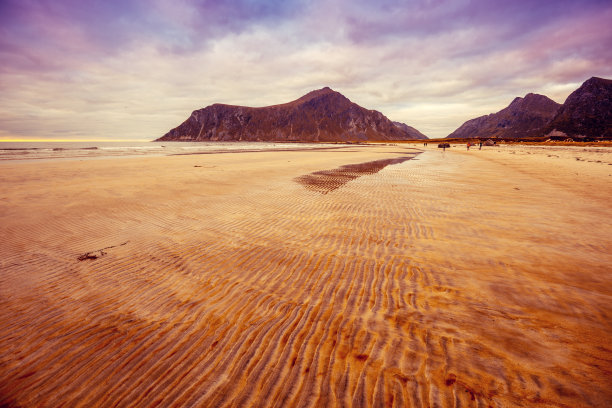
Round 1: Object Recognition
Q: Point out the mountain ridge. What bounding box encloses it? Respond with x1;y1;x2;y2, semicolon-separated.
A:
542;77;612;139
447;93;561;139
447;77;611;140
157;88;427;142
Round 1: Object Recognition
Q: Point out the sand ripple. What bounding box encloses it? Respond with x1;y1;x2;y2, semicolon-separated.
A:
0;145;610;407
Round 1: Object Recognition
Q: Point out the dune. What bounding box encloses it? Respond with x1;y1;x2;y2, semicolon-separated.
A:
0;144;610;407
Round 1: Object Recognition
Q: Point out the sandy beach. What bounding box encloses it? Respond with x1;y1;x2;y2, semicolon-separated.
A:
0;143;610;407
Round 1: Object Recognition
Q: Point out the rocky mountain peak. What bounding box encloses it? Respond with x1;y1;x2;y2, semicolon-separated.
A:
447;76;611;140
157;89;427;142
542;76;612;139
447;93;560;139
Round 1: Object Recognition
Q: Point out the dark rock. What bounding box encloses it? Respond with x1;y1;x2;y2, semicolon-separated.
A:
483;139;496;146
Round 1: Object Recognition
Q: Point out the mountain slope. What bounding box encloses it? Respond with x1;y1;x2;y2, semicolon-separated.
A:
542;77;612;139
392;121;428;140
447;93;561;139
157;87;427;142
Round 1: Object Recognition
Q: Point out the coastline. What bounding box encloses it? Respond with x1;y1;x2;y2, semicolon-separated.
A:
0;141;361;162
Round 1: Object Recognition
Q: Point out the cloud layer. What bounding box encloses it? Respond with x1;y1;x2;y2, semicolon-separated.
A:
1;0;611;140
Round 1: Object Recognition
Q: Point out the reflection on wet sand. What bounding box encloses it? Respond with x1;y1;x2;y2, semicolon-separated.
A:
295;154;420;193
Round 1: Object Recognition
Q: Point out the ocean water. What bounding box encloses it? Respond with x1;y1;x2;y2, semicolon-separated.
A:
0;141;337;161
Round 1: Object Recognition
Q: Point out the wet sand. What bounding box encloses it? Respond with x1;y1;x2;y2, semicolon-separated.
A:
0;144;611;407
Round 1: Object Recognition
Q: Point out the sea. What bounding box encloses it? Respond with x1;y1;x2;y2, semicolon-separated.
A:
0;141;338;162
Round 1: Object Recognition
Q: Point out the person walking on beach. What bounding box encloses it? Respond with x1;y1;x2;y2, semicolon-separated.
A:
467;142;470;150
479;141;482;150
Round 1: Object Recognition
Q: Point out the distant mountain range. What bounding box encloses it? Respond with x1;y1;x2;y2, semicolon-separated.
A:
447;77;612;140
158;77;610;142
447;93;560;139
157;87;427;142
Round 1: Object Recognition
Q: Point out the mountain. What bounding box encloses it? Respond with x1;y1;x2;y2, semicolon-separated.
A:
542;77;612;139
447;93;561;139
392;121;428;139
156;87;427;142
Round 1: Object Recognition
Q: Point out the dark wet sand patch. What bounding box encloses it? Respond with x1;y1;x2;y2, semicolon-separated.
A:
295;153;420;194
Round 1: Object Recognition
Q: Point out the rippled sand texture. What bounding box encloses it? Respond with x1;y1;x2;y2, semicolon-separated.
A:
0;144;611;407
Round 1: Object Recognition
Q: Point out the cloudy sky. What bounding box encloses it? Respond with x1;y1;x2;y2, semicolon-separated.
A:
1;0;611;140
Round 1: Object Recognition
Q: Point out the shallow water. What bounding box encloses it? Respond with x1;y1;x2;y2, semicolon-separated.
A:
0;141;345;161
295;154;421;193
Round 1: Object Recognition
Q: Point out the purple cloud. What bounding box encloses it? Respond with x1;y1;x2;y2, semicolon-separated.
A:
341;0;608;40
0;0;610;140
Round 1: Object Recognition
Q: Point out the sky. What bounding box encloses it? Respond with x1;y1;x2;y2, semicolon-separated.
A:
1;0;611;141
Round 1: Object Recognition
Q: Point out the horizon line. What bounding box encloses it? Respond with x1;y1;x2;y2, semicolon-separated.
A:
0;138;153;143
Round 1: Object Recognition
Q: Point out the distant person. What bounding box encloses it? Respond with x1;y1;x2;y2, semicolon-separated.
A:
467;142;470;150
479;142;482;150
